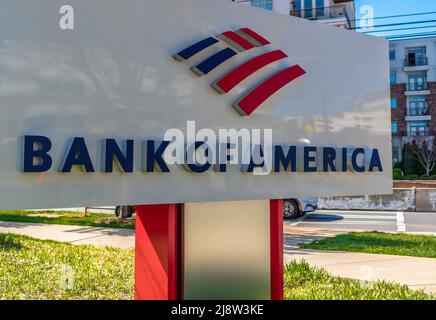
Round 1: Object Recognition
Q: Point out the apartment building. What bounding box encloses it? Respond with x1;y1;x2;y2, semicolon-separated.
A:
390;36;436;163
290;0;355;29
232;0;290;14
232;0;354;28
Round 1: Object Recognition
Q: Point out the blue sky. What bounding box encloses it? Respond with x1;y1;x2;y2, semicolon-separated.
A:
355;0;436;38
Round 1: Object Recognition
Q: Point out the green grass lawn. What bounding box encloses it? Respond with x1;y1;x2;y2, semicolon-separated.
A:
300;232;436;258
0;210;135;229
0;233;134;299
284;260;434;300
1;232;433;300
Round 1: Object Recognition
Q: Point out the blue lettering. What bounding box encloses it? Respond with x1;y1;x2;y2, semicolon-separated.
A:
185;141;212;173
104;139;134;173
304;146;317;172
274;145;296;172
145;140;170;172
323;147;336;172
216;143;233;173
61;137;94;172
351;148;365;172
246;145;265;173
341;148;347;172
23;135;52;173
368;149;383;172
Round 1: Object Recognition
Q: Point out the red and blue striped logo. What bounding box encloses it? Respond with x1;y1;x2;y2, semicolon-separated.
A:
174;28;306;116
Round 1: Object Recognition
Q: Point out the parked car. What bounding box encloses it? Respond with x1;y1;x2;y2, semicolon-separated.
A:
283;198;317;219
115;205;136;218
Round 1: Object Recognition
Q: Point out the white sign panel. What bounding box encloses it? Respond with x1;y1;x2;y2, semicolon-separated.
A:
0;0;392;209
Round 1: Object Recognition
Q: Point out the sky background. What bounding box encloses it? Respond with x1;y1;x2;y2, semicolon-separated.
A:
355;0;436;38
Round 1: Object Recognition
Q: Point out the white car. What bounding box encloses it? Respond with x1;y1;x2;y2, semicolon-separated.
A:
283;198;317;219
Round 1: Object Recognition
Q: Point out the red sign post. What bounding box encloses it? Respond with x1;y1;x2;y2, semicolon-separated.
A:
134;200;283;300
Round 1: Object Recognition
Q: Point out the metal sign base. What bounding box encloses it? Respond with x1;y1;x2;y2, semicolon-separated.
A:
134;200;283;300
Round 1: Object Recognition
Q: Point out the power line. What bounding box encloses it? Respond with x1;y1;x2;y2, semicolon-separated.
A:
351;11;436;22
362;24;436;34
352;19;436;30
384;31;436;40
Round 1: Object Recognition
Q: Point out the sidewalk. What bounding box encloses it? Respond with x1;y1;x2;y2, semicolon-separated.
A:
284;225;436;294
2;220;436;294
0;221;135;249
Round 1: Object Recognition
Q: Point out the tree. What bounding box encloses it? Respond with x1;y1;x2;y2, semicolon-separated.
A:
402;142;417;175
412;138;436;177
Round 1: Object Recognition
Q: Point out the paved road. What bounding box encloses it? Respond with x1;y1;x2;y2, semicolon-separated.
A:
291;210;436;235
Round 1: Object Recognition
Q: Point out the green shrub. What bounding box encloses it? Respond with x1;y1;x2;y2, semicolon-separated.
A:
402;143;418;175
403;174;419;180
393;168;403;179
393;162;403;169
420;175;432;180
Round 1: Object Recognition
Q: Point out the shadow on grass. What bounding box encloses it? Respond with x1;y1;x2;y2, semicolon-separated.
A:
0;234;23;251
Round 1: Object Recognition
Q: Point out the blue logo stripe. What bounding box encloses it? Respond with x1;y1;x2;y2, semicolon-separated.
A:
192;48;237;76
174;37;219;61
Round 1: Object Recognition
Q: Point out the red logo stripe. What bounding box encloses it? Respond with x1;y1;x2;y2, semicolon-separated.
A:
234;65;306;116
213;50;288;94
219;31;256;51
238;28;271;46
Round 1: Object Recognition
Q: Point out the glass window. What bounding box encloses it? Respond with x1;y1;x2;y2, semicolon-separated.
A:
293;0;301;10
389;49;396;60
291;0;302;17
304;0;313;18
391;98;397;109
390;72;396;84
391;122;398;133
250;0;273;11
408;97;428;115
408;73;427;91
406;47;426;66
315;0;324;16
408;122;429;136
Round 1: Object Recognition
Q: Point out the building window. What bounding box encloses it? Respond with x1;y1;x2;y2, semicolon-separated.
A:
408;97;428;116
304;0;313;18
250;0;273;11
391;122;398;133
389;49;396;60
408;122;429;136
390;72;396;85
293;0;301;10
407;72;427;91
405;47;427;67
391;98;397;109
316;0;324;17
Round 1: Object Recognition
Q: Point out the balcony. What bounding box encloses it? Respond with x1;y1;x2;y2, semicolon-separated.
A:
405;82;430;96
290;5;352;28
404;57;429;72
404;57;428;67
401;131;435;145
405;107;431;121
